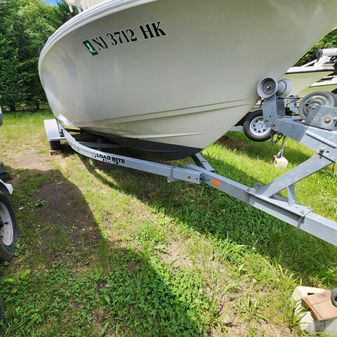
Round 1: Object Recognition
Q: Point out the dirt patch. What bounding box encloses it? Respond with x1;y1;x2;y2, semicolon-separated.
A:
162;240;192;268
217;136;247;151
14;151;51;171
34;179;101;265
36;180;89;228
221;322;295;337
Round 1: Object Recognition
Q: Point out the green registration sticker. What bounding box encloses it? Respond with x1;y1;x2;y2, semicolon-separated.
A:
83;40;98;56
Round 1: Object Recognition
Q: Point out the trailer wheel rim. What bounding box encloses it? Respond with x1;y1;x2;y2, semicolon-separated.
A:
0;202;13;246
249;116;270;137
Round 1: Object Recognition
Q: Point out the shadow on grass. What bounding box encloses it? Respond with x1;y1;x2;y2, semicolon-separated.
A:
222;133;311;166
80;148;337;287
0;167;204;337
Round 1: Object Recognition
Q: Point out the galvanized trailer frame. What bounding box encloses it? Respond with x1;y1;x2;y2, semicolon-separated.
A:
44;80;337;246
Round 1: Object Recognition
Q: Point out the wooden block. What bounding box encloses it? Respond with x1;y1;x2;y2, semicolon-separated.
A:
303;290;337;321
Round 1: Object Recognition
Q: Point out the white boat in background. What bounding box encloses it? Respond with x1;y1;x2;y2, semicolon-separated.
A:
298;75;337;97
66;0;107;12
285;48;336;96
39;0;337;159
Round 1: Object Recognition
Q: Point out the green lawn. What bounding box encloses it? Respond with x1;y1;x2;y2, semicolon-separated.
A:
0;111;336;336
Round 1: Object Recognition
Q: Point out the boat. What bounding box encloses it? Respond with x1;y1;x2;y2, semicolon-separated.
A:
298;75;337;97
65;0;106;12
39;0;337;159
284;48;337;96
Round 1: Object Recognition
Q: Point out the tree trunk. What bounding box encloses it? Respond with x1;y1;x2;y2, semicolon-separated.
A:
9;104;16;112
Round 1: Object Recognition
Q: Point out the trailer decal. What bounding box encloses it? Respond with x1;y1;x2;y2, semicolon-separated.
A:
94;153;125;165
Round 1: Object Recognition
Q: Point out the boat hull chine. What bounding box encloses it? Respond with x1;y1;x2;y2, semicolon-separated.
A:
84;130;203;159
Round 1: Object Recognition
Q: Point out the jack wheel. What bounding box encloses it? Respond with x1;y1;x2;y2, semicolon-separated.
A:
243;110;271;142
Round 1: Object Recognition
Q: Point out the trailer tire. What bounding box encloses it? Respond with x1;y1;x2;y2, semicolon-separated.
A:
0;191;18;261
243;110;271;142
49;140;62;151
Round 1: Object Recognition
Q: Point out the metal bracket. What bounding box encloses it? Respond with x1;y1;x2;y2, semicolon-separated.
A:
44;119;66;142
192;153;215;172
258;89;337;203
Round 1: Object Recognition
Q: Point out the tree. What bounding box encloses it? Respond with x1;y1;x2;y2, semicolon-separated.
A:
0;0;26;111
0;0;59;111
55;0;78;27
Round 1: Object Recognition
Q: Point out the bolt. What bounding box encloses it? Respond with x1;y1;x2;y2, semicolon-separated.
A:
324;116;332;124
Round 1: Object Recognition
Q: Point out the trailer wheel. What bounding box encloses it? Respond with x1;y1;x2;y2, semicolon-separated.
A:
49;140;62;151
243;110;271;142
0;191;18;261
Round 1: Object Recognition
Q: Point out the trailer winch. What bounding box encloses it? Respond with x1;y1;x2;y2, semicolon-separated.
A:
299;91;337;130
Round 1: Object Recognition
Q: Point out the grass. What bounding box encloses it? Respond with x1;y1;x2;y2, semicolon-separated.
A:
0;111;336;336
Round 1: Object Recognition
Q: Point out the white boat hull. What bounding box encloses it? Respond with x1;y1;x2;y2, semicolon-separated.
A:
39;0;337;158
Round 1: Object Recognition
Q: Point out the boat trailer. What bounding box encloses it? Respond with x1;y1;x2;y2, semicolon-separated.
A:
44;78;337;246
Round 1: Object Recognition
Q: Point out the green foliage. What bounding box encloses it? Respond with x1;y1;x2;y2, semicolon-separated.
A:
0;0;72;111
297;29;337;65
55;0;79;26
2;255;216;337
